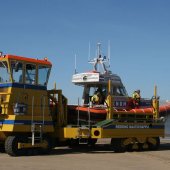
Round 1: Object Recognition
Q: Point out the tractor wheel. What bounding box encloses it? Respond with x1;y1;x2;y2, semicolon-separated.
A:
0;143;5;153
5;136;27;156
40;136;53;154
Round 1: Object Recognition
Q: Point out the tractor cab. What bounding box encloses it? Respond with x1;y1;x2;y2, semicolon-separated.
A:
0;54;51;115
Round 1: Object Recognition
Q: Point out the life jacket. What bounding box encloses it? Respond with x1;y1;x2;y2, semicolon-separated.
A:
132;92;141;101
91;94;100;104
91;92;103;104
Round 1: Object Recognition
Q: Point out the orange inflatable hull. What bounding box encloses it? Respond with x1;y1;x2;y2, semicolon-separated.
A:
67;103;170;124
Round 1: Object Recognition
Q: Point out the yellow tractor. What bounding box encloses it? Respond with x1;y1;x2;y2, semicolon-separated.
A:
0;54;67;156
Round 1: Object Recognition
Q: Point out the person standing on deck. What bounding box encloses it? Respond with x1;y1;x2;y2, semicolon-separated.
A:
132;90;141;109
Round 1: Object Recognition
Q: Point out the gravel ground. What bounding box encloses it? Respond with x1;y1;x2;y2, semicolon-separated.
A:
0;138;170;170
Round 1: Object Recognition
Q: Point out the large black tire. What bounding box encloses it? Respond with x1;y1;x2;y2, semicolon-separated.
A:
40;136;53;155
111;138;126;153
0;143;5;153
5;136;27;156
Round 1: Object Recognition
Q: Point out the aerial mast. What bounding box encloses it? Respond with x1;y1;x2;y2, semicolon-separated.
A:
108;40;111;68
74;54;77;74
97;42;101;58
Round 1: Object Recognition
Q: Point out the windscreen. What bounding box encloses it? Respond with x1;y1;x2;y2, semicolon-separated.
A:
0;61;10;83
38;65;51;86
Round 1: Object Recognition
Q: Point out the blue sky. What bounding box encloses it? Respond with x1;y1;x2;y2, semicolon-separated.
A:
0;0;170;104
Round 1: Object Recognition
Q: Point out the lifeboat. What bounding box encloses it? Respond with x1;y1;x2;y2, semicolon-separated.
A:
68;43;170;125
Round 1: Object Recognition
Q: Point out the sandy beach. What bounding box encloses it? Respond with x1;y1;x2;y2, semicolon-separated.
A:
0;138;170;170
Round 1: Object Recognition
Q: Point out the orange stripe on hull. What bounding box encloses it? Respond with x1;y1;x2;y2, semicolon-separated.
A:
69;103;170;115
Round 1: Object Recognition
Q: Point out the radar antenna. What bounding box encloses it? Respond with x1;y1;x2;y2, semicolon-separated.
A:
88;43;109;74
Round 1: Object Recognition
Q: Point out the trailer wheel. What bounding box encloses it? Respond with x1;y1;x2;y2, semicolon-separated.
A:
148;137;160;150
5;136;26;156
88;138;97;147
68;139;79;148
138;143;144;151
111;138;126;153
126;144;133;152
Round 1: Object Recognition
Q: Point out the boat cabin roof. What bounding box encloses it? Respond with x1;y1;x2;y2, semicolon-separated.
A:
72;71;123;86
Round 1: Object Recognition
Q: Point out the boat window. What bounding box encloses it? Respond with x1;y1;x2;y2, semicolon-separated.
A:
11;61;23;83
38;65;51;86
89;86;107;104
26;64;36;84
101;86;107;97
0;61;10;83
112;86;127;96
88;86;107;97
89;87;96;97
119;86;127;96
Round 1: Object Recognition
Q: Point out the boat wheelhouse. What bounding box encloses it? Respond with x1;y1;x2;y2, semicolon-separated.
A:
72;43;129;109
